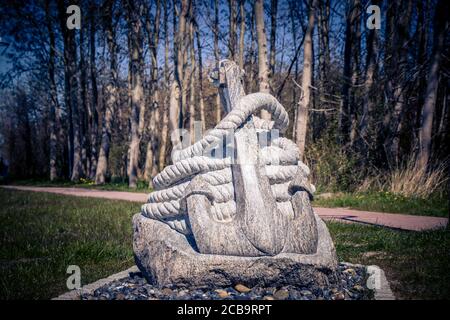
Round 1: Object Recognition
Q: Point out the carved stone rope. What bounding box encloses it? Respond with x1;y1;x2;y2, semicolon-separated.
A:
141;60;315;240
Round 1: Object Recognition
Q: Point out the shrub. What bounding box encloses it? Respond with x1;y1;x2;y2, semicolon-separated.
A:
304;137;361;192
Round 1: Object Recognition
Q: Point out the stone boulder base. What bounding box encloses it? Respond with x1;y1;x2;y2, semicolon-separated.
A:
133;214;338;288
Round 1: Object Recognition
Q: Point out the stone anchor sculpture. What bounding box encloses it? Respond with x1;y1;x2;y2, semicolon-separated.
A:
133;59;337;288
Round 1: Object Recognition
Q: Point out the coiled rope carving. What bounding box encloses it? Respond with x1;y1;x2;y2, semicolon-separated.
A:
142;92;313;235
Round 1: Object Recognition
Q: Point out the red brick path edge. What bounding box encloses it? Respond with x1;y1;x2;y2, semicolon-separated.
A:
2;185;448;232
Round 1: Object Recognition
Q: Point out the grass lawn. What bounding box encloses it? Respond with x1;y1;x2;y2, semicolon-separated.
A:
328;222;450;299
0;188;140;299
1;188;449;300
313;191;448;217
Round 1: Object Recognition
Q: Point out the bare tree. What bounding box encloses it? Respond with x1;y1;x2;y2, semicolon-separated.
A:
78;17;89;177
158;0;170;171
144;0;162;182
194;6;206;132
254;0;271;120
214;0;222;123
269;0;278;76
88;2;99;179
238;0;246;71
45;0;59;181
188;4;196;134
57;0;82;181
95;0;117;185
418;0;448;168
384;1;412;166
358;0;379;159
339;0;360;146
295;0;317;157
126;0;146;188
228;0;237;60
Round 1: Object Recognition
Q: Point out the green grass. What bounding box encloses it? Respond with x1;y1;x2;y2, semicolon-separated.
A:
4;178;152;193
0;188;140;299
327;222;450;299
1;188;449;300
313;191;448;217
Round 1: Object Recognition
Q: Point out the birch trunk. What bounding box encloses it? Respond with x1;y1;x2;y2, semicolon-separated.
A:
238;0;246;71
189;13;196;135
295;0;317;158
214;0;222;123
254;0;271;120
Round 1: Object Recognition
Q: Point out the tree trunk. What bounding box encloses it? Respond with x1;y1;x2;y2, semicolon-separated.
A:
169;81;181;147
269;0;278;76
315;0;330;140
45;0;59;181
95;0;117;185
144;0;162;183
126;0;146;188
58;1;78;179
228;0;237;60
254;0;271;120
358;0;379;158
158;0;170;171
173;0;190;130
288;0;299;139
188;9;196;135
195;17;206;133
238;0;246;71
89;4;99;179
295;0;317;158
214;0;222;123
78;23;89;178
418;0;448;168
339;0;359;146
384;1;412;166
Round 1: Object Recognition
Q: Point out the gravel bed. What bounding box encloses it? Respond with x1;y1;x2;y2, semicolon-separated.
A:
81;263;374;300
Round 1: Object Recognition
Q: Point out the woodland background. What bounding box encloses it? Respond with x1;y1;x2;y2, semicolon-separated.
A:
0;0;448;196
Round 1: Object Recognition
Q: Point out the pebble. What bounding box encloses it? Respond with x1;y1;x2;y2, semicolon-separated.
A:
332;292;345;300
343;268;356;276
300;290;313;296
215;289;229;298
161;288;173;296
81;263;373;301
273;289;289;300
115;293;125;300
234;284;251;293
353;284;364;292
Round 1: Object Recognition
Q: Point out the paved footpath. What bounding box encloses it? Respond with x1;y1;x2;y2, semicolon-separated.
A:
2;185;448;232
